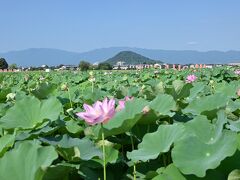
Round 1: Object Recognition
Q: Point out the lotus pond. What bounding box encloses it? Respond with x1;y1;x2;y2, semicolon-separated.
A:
0;67;240;180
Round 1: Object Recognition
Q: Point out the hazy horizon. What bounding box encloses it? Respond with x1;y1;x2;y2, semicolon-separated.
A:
1;46;240;54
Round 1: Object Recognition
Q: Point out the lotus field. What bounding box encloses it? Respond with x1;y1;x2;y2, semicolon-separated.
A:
0;67;240;180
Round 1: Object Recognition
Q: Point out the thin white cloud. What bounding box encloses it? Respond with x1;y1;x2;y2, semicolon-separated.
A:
187;41;198;45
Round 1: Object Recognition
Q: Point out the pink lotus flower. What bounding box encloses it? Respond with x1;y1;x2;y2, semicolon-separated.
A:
76;98;115;125
235;70;240;75
117;96;134;111
186;74;197;83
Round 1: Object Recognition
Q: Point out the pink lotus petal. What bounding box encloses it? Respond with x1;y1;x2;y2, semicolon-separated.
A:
118;100;125;110
108;99;115;108
186;74;197;83
76;98;116;125
83;104;95;112
117;96;134;111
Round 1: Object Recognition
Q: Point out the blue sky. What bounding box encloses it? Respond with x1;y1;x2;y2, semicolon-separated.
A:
0;0;239;52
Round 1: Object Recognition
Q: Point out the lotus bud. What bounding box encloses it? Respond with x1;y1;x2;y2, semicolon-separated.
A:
6;93;16;101
142;105;150;114
89;71;94;76
97;139;114;147
39;77;45;81
89;77;96;82
66;108;73;114
24;75;29;81
123;76;128;81
61;84;68;91
84;127;94;136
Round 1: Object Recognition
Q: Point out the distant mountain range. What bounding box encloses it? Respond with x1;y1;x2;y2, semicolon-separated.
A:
104;51;162;65
0;47;240;66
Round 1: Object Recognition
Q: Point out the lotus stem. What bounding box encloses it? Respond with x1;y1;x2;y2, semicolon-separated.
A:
67;87;73;108
101;124;106;180
163;154;167;167
130;133;136;180
92;82;94;93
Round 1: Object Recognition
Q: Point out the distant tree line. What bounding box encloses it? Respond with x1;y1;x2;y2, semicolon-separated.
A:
0;58;18;70
0;57;112;71
78;61;112;71
0;58;8;69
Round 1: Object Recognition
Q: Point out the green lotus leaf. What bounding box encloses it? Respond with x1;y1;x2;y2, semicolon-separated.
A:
172;80;192;99
65;120;84;134
215;82;239;98
0;140;58;180
226;99;240;113
40;135;101;161
186;82;206;103
127;123;185;162
95;98;148;137
0;96;62;129
172;130;238;177
185;110;227;144
93;146;119;165
152;164;186;180
0;88;11;103
31;83;57;99
149;94;177;117
227;120;240;132
183;93;229;115
43;163;79;180
0;133;15;157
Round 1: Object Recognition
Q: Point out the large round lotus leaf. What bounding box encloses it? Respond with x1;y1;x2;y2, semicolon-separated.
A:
215;82;239;98
43;163;79;180
172;80;192;99
226;99;240;114
127;123;185;162
172;130;238;177
0;88;11;103
152;164;186;180
184;115;215;143
0;96;62;129
149;94;176;117
227;120;240;133
31;83;57;99
183;93;229;115
0;140;58;180
184;110;227;144
40;135;101;161
186;82;206;103
0;133;15;157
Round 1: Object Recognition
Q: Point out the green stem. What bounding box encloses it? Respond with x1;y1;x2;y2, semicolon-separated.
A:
91;81;94;93
163;154;167;167
168;151;171;164
101;124;106;180
67;88;73;108
130;133;136;180
147;124;150;133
